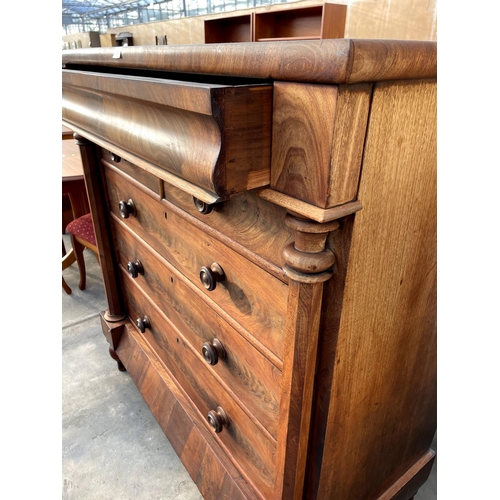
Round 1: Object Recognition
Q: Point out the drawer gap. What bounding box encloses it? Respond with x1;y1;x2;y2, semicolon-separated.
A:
63;63;273;87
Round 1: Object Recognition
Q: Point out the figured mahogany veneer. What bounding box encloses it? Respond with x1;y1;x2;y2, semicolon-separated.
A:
64;40;436;500
62;70;272;204
103;163;289;359
112;212;282;435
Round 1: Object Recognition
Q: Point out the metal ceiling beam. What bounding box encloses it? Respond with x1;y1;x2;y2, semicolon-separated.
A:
76;0;153;18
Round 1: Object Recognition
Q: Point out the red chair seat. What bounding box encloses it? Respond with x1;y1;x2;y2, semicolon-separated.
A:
66;213;96;246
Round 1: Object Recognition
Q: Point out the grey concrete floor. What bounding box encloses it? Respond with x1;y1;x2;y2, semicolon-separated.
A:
62;234;436;499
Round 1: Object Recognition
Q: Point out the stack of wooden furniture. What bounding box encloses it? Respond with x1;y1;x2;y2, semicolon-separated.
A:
62;39;437;499
205;3;346;43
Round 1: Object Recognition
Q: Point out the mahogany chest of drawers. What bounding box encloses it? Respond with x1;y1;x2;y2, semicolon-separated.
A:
62;39;437;500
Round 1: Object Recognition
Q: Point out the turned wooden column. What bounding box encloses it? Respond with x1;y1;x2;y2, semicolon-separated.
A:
274;214;340;500
74;133;125;323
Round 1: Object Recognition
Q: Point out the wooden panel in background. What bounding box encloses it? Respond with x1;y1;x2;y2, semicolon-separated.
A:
92;0;436;47
254;4;346;41
345;0;437;41
205;14;253;43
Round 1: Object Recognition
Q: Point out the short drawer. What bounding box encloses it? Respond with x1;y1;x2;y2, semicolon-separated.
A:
101;148;161;195
113;217;281;438
105;164;288;360
122;273;276;499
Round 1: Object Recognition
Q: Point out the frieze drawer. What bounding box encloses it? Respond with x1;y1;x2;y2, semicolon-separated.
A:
62;69;272;203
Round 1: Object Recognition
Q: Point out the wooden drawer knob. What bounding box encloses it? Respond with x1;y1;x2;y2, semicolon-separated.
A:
193;197;213;215
136;315;151;333
202;339;226;365
207;406;229;433
199;263;225;291
127;259;144;279
119;199;136;219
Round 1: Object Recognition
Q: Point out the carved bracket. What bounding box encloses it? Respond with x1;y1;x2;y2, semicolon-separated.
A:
283;214;340;284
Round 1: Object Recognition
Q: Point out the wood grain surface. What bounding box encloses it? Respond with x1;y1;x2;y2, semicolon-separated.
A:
113;218;282;436
271;82;338;207
327;83;372;207
75;135;125;321
161;182;293;277
122;272;276;498
113;317;262;500
271;82;371;208
274;281;325;500
63;70;272;201
316;79;437;498
67;38;438;500
104;165;289;360
62;39;436;85
101;149;161;194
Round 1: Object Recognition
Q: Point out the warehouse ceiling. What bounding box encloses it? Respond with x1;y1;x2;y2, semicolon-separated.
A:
62;0;284;36
62;0;182;35
62;1;159;19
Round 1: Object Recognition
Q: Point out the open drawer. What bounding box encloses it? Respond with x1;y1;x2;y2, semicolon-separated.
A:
62;69;272;203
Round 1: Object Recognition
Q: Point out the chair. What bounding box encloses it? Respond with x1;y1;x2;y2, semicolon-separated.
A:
63;194;76;294
65;213;99;291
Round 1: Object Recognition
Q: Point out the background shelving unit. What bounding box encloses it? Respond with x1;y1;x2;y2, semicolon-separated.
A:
205;13;253;43
203;3;346;44
254;3;346;42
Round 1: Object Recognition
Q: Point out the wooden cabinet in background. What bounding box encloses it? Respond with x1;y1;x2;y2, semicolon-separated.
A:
62;39;437;500
254;3;346;41
204;3;346;43
205;13;253;43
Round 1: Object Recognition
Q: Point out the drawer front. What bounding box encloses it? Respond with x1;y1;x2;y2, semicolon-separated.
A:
161;180;293;278
122;273;276;499
113;217;281;438
63;69;272;202
105;164;288;360
101;149;161;195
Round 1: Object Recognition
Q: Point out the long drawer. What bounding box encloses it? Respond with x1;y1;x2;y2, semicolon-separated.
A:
112;217;281;438
160;180;293;278
104;163;289;360
62;69;272;203
121;271;276;499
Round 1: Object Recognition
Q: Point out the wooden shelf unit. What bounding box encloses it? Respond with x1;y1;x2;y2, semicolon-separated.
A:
204;3;346;44
204;13;253;43
254;3;346;42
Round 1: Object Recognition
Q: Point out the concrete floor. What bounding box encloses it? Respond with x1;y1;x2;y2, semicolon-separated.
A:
62;235;437;499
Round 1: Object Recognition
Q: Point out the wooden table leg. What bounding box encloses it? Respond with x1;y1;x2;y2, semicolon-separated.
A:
63;276;72;294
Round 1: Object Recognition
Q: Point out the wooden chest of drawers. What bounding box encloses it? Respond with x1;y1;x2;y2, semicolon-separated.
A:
62;39;437;500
